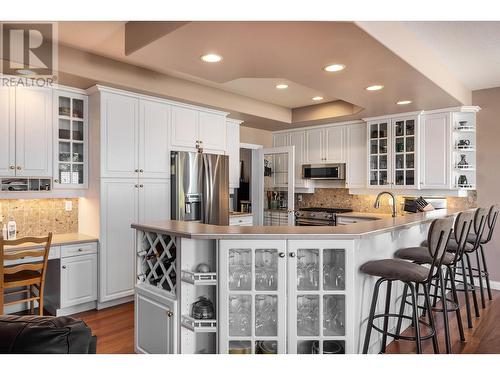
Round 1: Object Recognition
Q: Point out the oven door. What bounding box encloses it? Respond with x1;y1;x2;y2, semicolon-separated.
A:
302;164;345;180
295;218;335;226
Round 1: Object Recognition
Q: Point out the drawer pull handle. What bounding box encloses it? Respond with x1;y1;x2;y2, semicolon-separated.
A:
62;265;67;269
78;248;83;252
166;311;174;318
279;252;286;258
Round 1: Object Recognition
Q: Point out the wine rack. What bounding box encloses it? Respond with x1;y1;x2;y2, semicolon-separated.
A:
137;231;178;296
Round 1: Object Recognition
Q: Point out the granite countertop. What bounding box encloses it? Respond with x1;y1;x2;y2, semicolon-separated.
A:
4;233;98;251
132;209;464;240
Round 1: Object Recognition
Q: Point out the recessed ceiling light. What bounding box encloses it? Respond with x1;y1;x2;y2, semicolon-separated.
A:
323;64;345;72
275;84;288;89
200;53;222;63
397;100;412;105
366;85;384;91
312;96;324;101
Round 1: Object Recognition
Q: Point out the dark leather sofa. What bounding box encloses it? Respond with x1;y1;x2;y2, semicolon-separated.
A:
0;315;97;354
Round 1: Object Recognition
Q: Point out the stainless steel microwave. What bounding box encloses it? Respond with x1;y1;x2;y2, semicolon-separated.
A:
302;163;346;180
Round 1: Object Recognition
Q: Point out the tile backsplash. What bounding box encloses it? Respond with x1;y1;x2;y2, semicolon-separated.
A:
0;199;79;237
296;188;477;215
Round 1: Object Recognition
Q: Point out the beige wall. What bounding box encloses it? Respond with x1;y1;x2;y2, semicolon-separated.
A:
473;87;500;282
239;125;273;148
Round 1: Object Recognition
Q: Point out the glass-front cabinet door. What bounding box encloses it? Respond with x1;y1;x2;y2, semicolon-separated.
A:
219;240;287;354
54;90;88;189
287;241;352;354
392;116;418;188
368;120;390;187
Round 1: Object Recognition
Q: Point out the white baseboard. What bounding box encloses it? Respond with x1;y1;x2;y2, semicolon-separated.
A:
487;280;500;291
97;295;133;310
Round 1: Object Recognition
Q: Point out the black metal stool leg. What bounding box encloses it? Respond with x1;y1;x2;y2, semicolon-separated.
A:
479;244;493;301
363;278;384;354
448;265;465;342
422;282;439;354
439;269;452;353
408;282;422;354
475;249;486;309
466;253;480;317
460;258;473;328
380;280;392;353
432;273;441;308
395;283;408;339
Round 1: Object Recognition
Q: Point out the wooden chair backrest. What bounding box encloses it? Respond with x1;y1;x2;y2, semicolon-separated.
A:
0;233;53;314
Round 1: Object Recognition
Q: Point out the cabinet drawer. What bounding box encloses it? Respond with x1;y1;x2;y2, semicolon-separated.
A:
4;246;60;266
229;216;253;226
61;242;97;258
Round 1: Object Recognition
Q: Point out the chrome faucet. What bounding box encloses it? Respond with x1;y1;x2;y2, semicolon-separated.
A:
374;191;397;218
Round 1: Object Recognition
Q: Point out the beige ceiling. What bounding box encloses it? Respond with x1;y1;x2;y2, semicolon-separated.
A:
56;21;465;130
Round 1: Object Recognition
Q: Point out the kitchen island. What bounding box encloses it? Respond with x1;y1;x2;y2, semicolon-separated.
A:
131;209;459;354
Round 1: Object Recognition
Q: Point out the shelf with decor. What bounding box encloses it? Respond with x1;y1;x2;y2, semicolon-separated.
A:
451;111;477;191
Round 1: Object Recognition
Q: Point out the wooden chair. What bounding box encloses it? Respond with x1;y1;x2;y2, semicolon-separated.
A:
0;233;53;316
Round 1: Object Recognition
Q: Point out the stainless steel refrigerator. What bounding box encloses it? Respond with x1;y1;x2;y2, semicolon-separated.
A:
171;151;229;225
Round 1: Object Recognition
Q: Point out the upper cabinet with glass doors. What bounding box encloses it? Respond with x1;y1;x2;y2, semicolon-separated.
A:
367;114;420;189
54;90;88;189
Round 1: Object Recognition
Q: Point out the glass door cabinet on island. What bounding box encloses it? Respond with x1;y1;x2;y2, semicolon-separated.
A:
219;240;352;354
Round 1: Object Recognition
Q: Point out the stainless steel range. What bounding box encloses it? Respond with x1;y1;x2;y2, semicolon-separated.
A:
295;207;353;226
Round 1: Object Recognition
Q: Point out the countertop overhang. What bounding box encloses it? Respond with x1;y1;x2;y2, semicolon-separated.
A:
132;209;464;240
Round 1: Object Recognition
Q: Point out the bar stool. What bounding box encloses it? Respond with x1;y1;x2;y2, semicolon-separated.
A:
394;210;475;353
465;205;499;307
361;217;454;354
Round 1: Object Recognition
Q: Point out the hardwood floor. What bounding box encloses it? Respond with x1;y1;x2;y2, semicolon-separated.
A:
69;291;500;354
72;302;134;354
386;290;500;354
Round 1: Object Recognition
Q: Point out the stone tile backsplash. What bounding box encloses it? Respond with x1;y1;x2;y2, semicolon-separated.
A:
0;199;79;237
295;188;477;215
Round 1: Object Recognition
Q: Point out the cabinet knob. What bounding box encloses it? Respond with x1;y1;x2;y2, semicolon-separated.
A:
134;169;139;173
279;252;286;258
16;166;22;170
139;184;144;188
54;179;59;183
9;165;15;170
78;248;83;252
135;184;139;188
139;169;144;173
166;311;174;318
62;265;67;269
289;252;296;258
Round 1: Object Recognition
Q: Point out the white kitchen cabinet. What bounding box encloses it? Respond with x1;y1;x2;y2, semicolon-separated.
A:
219;240;288;354
219;239;352;354
289;131;308;188
199;111;227;152
171;105;199;149
101;92;139;178
346;122;366;188
139;179;171;223
99;179;139;302
53;90;88;188
14;87;52;177
305;128;324;163
324;125;346;163
227;119;242;189
60;253;98;308
135;285;177;354
139;100;171;179
367;115;419;189
420;112;451;189
0;88;15;176
305;125;346;164
229;215;253;226
171;105;227;154
287;240;352;354
273;133;289;148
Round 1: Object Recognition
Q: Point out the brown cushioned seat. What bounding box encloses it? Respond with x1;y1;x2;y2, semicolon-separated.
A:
466;233;484;245
421;239;473;252
395;246;455;265
360;259;429;283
